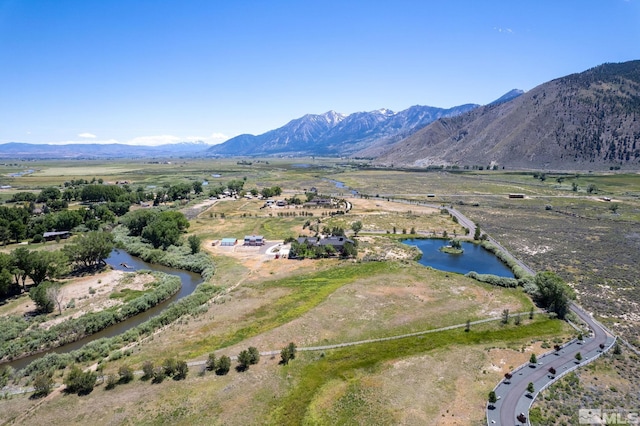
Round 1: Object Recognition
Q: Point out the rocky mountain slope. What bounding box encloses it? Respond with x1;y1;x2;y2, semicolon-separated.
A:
373;61;640;169
206;104;480;156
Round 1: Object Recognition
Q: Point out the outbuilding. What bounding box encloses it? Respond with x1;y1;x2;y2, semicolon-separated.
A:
220;238;237;246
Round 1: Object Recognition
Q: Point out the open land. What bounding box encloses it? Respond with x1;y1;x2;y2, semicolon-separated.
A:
1;159;638;425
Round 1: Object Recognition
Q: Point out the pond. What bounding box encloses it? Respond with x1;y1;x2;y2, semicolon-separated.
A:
5;250;202;371
402;238;515;278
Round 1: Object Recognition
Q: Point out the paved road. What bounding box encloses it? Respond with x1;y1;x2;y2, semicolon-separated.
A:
488;303;615;425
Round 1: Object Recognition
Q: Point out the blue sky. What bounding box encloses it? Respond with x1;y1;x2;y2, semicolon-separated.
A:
1;0;639;146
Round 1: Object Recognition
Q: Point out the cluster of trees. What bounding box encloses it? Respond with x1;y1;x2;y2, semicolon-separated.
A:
1;232;115;312
105;365;134;390
205;353;232;375
259;186;282;199
141;358;189;384
236;346;260;371
207;179;246;198
1;192;138;247
530;271;574;319
121;209;190;249
288;238;357;259
0;247;68;298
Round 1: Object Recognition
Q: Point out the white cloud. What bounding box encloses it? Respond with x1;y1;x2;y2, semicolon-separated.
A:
45;132;230;146
493;27;513;34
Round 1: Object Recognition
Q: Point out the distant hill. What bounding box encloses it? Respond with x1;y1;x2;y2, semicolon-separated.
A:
206;103;480;157
373;61;640;169
0;142;210;159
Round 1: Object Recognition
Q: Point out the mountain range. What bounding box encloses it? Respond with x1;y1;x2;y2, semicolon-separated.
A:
0;141;210;160
2;60;639;170
205;103;481;157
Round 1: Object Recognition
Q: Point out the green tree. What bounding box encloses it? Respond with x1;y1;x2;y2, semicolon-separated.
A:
121;209;158;236
174;360;188;380
587;184;598;194
215;355;231;375
29;250;69;285
30;281;55;313
575;352;582;362
529;353;537;365
533;271;573;319
37;186;62;203
501;308;509;324
248;347;260;365
206;353;217;371
351;221;363;236
526;382;535;395
9;220;26;243
64;365;97;395
572;182;579;192
488;390;497;408
237;349;252;371
192;181;203;194
341;242;357;258
118;365;134;383
163;358;177;377
141;211;189;249
187;234;201;254
473;226;481;240
280;342;297;365
64;231;114;268
32;372;54;398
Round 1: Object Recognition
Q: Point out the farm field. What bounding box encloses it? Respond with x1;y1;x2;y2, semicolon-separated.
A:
1;159;639;425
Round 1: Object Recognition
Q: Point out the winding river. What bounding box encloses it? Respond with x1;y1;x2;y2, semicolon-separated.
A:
6;250;202;371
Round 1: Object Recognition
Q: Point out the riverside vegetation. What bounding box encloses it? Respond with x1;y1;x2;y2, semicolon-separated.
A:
0;159;637;425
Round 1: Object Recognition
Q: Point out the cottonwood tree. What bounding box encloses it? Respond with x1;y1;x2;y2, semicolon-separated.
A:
63;231;114;268
533;271;573;319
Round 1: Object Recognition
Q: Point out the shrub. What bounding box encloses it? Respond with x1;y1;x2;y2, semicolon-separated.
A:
118;365;134;383
216;355;231;375
32;372;54;398
141;361;154;380
64;365;97;395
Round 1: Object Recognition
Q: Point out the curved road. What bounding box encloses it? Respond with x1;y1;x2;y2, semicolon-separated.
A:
488;303;615;425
